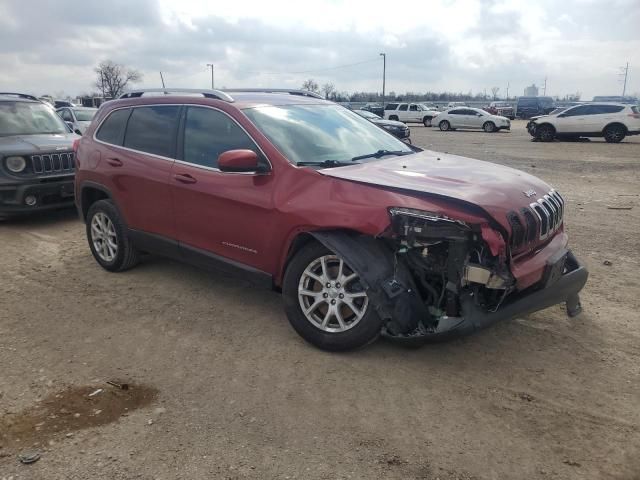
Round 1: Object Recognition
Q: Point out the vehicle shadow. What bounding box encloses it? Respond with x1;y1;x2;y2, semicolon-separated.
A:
0;207;79;228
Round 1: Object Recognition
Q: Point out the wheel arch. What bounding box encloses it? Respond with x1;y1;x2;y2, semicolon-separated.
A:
603;122;628;134
79;182;119;223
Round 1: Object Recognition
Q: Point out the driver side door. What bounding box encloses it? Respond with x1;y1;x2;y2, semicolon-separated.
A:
170;106;276;273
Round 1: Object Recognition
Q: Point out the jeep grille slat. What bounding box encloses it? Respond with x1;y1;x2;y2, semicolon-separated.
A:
509;189;564;251
31;152;75;175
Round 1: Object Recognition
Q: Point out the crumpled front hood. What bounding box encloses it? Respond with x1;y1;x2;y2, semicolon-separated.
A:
320;150;553;233
0;133;78;154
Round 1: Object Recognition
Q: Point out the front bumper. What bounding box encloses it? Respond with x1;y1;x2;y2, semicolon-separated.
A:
0;176;75;216
384;250;588;344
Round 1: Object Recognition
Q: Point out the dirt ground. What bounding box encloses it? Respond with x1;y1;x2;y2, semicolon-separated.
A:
1;121;639;480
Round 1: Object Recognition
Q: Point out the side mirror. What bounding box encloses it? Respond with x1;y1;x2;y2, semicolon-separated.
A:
218;149;262;173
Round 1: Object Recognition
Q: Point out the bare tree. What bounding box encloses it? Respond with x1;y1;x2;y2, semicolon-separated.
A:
95;60;142;99
301;79;319;93
491;87;500;100
321;82;336;100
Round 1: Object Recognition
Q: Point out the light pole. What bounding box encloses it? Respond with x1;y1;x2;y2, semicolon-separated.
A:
379;53;386;106
206;63;215;89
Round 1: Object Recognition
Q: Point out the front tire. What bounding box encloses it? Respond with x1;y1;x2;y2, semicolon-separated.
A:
439;120;451;131
535;124;555;142
86;199;139;272
604;124;626;143
483;121;496;133
283;242;383;351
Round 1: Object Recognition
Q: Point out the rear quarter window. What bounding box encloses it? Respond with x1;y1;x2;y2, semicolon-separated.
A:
95;108;131;145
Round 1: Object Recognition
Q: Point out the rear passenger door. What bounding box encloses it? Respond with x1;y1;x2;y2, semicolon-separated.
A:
96;105;180;239
170;106;275;272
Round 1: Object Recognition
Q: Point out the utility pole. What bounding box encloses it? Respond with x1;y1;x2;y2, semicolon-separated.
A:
159;71;166;89
206;63;215;89
620;62;629;97
543;77;547;96
506;81;509;100
379;53;386;106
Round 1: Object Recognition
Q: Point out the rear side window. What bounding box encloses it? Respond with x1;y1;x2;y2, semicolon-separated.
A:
594;105;624;114
398;104;408;111
385;103;399;110
124;106;181;157
409;104;418;111
95;108;131;145
182;107;265;169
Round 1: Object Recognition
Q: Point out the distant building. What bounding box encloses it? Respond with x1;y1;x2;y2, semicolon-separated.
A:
524;84;539;97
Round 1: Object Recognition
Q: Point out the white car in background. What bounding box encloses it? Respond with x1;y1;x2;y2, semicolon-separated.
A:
383;102;441;126
56;106;98;135
527;103;640;143
434;107;511;133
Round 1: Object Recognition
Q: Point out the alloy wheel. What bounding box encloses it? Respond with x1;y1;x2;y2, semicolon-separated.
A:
297;255;368;333
91;212;118;262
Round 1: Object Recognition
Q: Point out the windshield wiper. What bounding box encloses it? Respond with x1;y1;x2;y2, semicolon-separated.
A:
351;149;413;161
296;160;354;168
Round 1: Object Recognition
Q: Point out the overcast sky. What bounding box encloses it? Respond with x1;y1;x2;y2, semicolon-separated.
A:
0;0;638;99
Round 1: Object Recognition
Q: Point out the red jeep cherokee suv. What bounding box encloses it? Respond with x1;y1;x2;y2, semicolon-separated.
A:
74;88;588;351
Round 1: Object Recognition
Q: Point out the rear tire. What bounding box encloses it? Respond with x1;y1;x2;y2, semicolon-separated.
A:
603;124;626;143
483;121;496;133
535;124;555;142
283;242;383;351
439;120;451;131
86;200;140;272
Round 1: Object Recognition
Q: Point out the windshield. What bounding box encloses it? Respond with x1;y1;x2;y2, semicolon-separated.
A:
0;101;67;136
243;104;413;165
73;109;97;121
356;110;379;119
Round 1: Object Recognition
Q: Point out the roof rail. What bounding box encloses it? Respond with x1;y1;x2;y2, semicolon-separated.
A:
119;88;234;102
0;92;39;101
222;88;324;99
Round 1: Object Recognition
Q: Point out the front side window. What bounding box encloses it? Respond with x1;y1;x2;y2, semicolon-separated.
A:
243;104;412;166
183;107;265;169
398;104;408;111
0;101;67;136
95;108;131;145
448;109;463;115
124;106;181;158
563;105;590;117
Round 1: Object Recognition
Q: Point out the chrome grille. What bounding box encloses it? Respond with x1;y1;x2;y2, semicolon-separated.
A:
508;189;565;251
31;152;75;174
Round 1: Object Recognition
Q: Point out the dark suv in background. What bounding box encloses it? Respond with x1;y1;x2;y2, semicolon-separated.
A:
0;93;79;220
516;96;555;119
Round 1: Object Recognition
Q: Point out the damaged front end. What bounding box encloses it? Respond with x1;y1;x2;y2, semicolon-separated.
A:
311;207;588;345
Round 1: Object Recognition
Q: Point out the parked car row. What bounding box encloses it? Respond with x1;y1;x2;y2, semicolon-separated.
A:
1;88;588;353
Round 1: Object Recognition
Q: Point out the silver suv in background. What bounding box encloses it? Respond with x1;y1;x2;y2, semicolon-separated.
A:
0;93;79;220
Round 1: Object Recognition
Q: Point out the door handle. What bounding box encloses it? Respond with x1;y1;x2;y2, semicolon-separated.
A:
173;173;197;184
106;157;123;167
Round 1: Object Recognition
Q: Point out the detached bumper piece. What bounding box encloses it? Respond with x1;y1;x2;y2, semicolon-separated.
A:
384;250;588;345
0;178;75;216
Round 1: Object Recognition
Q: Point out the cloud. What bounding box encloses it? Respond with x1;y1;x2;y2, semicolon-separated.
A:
0;0;638;99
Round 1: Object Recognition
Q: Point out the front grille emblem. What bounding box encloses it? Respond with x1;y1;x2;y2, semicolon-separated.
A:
523;189;537;198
